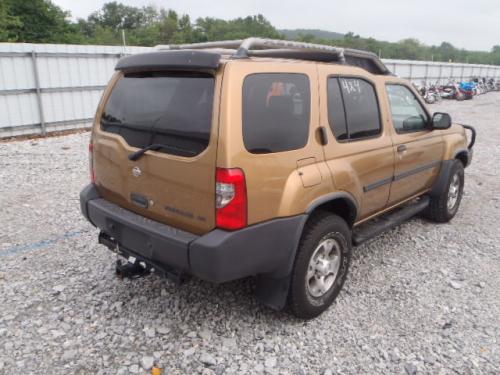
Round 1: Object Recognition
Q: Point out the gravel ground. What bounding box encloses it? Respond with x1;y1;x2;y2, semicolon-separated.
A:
1;93;499;375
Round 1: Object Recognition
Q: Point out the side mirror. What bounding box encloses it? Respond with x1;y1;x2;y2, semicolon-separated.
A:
432;112;452;130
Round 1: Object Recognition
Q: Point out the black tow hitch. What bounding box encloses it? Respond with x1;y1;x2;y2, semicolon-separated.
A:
115;259;151;279
98;231;187;284
98;232;151;279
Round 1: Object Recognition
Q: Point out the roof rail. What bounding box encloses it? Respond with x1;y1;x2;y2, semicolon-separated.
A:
155;38;391;75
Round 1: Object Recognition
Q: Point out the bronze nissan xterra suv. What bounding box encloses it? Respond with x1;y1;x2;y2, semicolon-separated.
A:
80;38;475;319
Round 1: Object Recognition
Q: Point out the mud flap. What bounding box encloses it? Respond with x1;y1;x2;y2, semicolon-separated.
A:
255;273;292;311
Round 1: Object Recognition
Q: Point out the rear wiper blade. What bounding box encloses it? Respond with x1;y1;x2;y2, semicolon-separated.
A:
128;143;195;161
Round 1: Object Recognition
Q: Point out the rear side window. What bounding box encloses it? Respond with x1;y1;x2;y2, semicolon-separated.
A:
101;72;215;157
243;73;310;154
327;77;381;141
327;78;348;141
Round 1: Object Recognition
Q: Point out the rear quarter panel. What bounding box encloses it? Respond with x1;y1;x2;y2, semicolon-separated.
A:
217;60;334;225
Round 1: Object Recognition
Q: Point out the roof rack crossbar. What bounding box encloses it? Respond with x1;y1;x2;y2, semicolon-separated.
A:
164;40;243;50
155;37;390;75
235;38;345;63
158;38;345;62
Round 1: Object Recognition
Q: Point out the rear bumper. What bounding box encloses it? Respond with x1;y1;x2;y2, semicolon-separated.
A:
80;184;305;283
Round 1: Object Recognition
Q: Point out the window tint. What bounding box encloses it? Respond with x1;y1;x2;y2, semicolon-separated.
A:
327;78;348;141
386;84;429;133
243;73;310;153
338;78;381;139
101;71;214;157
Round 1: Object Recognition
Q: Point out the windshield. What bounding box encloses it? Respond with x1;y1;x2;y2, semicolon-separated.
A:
101;71;215;157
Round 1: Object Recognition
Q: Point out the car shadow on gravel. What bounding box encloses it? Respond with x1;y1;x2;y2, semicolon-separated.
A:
86;215;438;326
106;261;301;324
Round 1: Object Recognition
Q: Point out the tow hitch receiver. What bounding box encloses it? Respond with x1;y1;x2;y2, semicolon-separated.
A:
115;259;150;279
98;231;187;284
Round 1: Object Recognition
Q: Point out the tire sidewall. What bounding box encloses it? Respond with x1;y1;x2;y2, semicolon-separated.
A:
290;215;351;318
446;162;465;217
302;230;350;308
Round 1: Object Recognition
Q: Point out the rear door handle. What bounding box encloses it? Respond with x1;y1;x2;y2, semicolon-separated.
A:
397;145;407;153
318;126;328;145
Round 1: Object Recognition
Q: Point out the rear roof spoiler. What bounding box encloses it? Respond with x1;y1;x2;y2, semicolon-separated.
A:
116;38;390;75
115;50;221;72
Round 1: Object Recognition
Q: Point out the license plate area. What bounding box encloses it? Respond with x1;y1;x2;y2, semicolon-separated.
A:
105;218;153;259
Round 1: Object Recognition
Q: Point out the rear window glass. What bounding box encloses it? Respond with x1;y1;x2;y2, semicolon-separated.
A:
242;73;310;154
101;72;215;157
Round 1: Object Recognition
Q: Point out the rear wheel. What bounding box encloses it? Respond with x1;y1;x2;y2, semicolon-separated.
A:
288;213;351;319
425;160;464;222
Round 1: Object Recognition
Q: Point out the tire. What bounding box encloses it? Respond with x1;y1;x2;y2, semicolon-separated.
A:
425;160;464;223
424;95;436;104
288;213;352;319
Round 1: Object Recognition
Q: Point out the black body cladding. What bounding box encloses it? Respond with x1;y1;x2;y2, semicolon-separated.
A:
115;50;221;71
80;184;306;285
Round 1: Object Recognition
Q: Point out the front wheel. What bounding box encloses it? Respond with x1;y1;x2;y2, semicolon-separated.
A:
288;213;351;319
425;160;464;222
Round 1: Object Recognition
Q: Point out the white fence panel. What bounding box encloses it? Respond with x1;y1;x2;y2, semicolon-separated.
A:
382;59;500;84
0;43;152;137
1;43;499;138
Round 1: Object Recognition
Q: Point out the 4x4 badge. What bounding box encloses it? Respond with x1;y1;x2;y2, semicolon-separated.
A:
132;166;142;177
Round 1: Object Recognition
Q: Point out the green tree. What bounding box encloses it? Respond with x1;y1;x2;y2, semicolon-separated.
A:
1;0;499;66
0;0;22;41
87;2;147;31
437;41;458;62
4;0;81;43
195;15;282;42
157;9;180;43
393;39;425;60
79;2;163;46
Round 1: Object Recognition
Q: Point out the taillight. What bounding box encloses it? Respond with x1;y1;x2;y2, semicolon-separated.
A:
216;168;247;230
89;142;95;183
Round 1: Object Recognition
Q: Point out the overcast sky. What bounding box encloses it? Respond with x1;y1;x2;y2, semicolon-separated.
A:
53;0;499;51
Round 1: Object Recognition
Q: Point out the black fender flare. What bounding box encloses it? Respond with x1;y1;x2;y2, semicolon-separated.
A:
454;148;473;168
305;191;359;226
429;160;455;197
255;191;358;310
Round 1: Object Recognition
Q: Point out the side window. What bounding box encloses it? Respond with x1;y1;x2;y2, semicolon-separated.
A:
327;78;348;141
327;77;381;141
386;84;429;133
243;73;310;154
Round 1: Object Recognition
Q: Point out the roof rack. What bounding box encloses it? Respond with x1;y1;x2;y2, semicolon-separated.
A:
155;37;391;75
